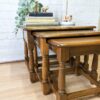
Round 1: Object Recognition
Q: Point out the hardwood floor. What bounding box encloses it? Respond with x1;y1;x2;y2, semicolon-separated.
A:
0;61;100;100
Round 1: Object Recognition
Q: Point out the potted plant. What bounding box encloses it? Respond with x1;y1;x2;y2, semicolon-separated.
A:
15;0;43;33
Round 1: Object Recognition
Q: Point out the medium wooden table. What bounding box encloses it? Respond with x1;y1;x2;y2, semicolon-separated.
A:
23;25;96;95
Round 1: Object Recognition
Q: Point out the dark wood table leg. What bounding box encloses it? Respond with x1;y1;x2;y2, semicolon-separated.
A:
27;31;38;83
91;54;99;81
75;56;80;76
40;38;51;95
33;42;38;71
24;40;29;70
70;57;75;68
84;55;89;70
28;49;37;83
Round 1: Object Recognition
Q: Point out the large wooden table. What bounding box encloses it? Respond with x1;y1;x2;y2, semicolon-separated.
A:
23;25;97;95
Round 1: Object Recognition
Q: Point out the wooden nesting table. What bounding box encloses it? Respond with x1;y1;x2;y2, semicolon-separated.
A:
48;36;100;100
23;25;97;95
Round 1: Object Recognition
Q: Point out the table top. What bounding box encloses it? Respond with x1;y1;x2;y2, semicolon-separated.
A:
48;36;100;47
24;25;96;31
34;31;100;38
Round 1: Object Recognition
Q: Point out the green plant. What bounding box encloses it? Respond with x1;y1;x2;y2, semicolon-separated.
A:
15;0;43;33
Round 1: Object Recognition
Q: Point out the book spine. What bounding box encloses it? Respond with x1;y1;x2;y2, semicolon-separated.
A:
29;13;53;17
24;22;59;26
26;17;54;19
25;21;56;23
26;19;55;22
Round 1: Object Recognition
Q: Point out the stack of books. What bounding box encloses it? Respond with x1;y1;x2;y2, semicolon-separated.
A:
24;13;59;26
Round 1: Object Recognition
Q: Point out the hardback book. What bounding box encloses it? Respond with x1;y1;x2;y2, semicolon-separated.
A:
26;17;54;21
26;16;54;19
24;22;59;26
25;18;56;23
29;12;53;17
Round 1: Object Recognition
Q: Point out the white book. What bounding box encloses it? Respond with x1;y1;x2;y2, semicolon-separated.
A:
24;22;59;26
25;19;56;23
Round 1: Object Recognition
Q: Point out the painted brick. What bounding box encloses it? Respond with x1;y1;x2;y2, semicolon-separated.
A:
0;0;100;62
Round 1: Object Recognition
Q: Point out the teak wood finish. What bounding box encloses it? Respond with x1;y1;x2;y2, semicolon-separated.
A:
23;25;97;95
48;36;100;100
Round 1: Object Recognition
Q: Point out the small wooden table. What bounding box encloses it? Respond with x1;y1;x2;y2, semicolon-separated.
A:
48;36;100;100
23;26;96;95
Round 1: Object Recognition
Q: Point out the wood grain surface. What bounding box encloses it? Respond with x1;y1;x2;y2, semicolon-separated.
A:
0;62;100;100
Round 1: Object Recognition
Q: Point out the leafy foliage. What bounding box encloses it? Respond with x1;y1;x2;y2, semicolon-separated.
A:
15;0;43;33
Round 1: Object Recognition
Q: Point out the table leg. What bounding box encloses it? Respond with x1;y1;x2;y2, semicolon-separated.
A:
24;40;29;70
70;57;75;68
57;48;68;100
75;56;80;76
33;43;38;71
40;38;51;95
96;55;100;82
91;54;98;81
84;55;89;70
27;31;38;83
57;61;67;100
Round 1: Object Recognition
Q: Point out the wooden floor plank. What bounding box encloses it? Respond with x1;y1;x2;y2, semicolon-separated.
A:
0;62;100;100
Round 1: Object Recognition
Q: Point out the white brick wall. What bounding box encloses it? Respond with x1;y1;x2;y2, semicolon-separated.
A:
0;0;100;62
0;0;24;62
67;0;100;27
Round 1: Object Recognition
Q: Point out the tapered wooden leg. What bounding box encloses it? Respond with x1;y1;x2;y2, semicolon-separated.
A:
29;49;38;83
57;61;67;100
91;54;100;82
33;44;38;71
97;55;100;82
70;57;75;68
42;55;51;94
91;54;98;81
24;40;29;70
27;31;38;83
40;38;51;95
75;56;80;76
57;48;69;100
84;55;89;70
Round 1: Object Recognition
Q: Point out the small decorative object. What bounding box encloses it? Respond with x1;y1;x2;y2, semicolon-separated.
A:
33;0;43;13
60;15;75;26
60;0;75;26
63;15;72;22
42;6;49;13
